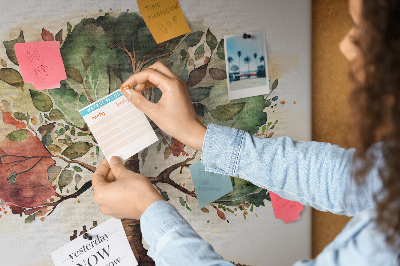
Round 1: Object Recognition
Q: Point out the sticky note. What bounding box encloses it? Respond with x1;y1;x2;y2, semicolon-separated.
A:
14;41;66;90
137;0;191;44
189;161;233;208
269;192;304;223
79;90;158;162
51;218;137;266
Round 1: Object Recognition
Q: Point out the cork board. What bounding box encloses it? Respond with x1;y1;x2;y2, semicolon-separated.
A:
312;0;353;257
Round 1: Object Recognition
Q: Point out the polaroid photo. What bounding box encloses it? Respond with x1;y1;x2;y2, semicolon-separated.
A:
224;31;270;100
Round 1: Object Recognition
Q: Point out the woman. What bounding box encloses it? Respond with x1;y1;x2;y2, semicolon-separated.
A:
91;0;400;264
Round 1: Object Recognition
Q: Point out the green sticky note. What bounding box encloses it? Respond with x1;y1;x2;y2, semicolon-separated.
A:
189;161;233;208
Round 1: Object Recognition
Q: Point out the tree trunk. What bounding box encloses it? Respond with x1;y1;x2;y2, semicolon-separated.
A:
122;154;155;265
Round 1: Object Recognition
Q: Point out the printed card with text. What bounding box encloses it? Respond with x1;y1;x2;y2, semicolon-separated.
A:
189;161;233;208
51;218;137;266
79;91;158;162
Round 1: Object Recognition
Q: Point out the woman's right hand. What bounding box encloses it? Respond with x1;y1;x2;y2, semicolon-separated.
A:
120;61;207;151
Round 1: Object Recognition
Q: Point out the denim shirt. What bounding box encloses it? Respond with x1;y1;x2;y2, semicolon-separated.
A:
140;124;399;265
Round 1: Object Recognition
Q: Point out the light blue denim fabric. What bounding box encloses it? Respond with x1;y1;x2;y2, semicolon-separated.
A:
140;124;399;265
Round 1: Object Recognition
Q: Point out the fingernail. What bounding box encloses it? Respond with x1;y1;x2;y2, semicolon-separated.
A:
110;156;123;165
123;89;133;100
120;85;130;92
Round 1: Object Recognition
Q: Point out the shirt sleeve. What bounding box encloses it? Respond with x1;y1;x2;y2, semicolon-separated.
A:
140;200;234;266
201;124;383;216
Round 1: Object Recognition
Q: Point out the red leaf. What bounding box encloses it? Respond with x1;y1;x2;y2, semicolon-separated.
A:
216;208;226;220
209;68;227;80
1;110;26;129
171;137;185;157
0;131;56;212
188;64;207;87
41;28;54;41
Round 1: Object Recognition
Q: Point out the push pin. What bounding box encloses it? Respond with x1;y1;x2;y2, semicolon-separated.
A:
82;232;93;240
243;33;252;39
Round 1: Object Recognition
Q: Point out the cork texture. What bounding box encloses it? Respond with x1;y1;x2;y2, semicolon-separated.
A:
312;0;353;257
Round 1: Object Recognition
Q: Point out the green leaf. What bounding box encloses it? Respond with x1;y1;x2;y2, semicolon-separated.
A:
179;197;186;206
47;144;62;153
67;22;72;36
194;43;205;60
271;79;278;91
6;129;29;141
65;67;83;83
157;141;162;152
13;112;29;121
48;109;64;120
231;96;268;135
215;177;269;207
3;30;25;65
96;146;100;156
55;128;65;137
250;204;254;212
25;215;36;223
185;204;192;211
7;171;17;185
161;191;169;201
141;148;148;166
47;164;61;183
193;103;205;117
216;39;225;60
61;142;91;159
206;29;218;51
70;127;75;136
261;125;266;133
58;169;74;191
0;68;23;85
29;89;53;112
184;31;204;47
210;103;246;122
55;29;63;43
79;94;90;105
41;131;53;146
77;132;89;136
75;174;82;184
72;166;83;172
189;86;212;102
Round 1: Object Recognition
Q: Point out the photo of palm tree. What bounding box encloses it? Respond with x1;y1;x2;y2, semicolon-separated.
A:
224;32;269;100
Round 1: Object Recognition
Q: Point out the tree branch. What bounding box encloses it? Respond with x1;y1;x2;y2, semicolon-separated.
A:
82;77;95;103
54;155;96;172
148;152;198;198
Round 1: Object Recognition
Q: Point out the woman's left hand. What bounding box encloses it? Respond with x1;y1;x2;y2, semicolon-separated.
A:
91;157;164;220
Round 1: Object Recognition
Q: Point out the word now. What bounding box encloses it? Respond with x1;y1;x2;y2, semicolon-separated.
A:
76;245;116;266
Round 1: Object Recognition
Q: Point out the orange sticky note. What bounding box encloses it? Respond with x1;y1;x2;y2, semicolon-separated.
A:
270;192;304;223
137;0;191;44
14;41;66;90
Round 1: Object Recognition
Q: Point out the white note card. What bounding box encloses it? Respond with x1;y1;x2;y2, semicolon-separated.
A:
79;90;158;162
51;218;137;266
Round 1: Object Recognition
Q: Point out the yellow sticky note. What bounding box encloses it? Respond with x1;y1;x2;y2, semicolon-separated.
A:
137;0;191;44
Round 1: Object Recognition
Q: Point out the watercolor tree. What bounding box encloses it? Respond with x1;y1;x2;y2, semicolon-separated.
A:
0;12;279;263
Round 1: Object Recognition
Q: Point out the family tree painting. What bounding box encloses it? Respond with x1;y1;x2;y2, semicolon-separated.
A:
0;12;281;230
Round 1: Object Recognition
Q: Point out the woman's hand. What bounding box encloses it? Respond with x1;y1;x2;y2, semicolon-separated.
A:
92;157;164;220
120;61;206;151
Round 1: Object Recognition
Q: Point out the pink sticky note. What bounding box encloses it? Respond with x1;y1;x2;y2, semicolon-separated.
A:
14;41;66;90
270;192;304;223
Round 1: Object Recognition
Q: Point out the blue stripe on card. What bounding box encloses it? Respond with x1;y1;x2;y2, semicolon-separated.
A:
79;91;123;116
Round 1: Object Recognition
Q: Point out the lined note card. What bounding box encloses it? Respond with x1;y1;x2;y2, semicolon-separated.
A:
137;0;191;43
79;91;158;162
14;41;66;90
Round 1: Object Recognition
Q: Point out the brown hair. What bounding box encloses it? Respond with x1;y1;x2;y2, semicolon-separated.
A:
350;0;400;251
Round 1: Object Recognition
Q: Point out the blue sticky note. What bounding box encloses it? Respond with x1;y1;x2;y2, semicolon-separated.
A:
189;161;233;208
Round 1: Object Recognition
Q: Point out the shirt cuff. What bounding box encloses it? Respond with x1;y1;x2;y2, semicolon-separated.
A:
201;123;245;176
140;200;192;259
